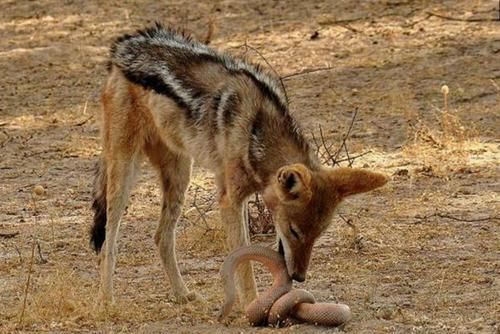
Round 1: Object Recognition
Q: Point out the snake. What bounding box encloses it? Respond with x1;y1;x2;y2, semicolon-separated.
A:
218;245;352;327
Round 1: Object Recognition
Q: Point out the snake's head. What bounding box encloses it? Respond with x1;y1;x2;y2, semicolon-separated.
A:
264;164;388;282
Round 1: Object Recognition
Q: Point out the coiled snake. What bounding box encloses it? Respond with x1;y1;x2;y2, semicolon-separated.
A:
218;245;352;327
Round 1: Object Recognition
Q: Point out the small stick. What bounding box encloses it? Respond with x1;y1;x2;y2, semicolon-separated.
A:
36;241;48;264
335;151;372;164
332;108;358;163
343;141;353;167
282;66;334;80
30;193;38;220
0;231;19;238
191;186;211;231
318;125;336;165
242;42;289;105
14;245;23;264
426;11;497;22
204;16;216;44
417;212;499;222
18;240;36;325
74;115;93;127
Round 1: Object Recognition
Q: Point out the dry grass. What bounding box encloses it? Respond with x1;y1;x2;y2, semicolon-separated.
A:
16;267;96;330
8;263;218;333
404;85;476;176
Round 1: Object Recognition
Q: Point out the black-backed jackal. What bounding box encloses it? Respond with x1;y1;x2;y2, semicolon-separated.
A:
90;24;388;307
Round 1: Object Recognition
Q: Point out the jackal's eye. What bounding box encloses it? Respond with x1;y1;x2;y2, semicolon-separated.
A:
290;226;300;240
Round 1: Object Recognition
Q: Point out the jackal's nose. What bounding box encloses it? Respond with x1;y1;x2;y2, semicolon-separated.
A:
292;272;306;282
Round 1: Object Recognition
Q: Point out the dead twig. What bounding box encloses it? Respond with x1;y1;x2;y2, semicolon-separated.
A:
30;193;39;219
337;23;359;33
74;115;93;127
311;108;370;167
36;241;47;264
190;186;214;232
248;193;274;236
402;13;432;28
311;130;335;163
0;231;19;238
282;66;334;80
241;42;289;105
18;240;36;325
14;245;23;263
426;11;497;22
416;212;500;222
204;16;216;44
332;108;358;163
335;151;372;164
318;124;336;164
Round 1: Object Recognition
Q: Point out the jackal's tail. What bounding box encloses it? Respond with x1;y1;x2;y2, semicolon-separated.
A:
90;156;107;253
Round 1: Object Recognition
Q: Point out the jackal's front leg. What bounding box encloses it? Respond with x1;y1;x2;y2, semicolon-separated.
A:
220;199;258;308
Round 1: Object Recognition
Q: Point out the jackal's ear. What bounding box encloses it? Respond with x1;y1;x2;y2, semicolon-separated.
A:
272;164;313;204
329;167;388;198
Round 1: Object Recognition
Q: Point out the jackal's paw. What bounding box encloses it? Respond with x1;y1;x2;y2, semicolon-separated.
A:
96;294;115;312
173;291;204;304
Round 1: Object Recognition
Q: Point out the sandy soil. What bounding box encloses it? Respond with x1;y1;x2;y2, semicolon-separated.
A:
1;1;499;333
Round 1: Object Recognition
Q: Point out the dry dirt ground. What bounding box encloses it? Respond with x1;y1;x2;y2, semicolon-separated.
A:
1;0;499;333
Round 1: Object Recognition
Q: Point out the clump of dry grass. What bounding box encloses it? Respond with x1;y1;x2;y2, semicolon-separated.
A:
404;85;474;176
10;264;213;331
9;266;96;331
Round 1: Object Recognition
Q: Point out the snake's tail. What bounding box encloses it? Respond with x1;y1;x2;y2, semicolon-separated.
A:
294;303;352;327
218;258;238;322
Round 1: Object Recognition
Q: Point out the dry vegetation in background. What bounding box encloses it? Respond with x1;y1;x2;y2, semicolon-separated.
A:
1;1;499;333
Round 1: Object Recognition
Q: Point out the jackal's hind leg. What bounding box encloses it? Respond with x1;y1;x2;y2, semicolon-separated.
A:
99;156;140;306
146;142;195;303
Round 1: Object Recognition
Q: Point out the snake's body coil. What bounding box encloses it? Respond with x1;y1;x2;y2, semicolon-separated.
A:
218;245;352;327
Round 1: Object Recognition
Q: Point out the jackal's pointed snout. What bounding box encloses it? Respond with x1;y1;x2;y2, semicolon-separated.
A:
279;237;312;283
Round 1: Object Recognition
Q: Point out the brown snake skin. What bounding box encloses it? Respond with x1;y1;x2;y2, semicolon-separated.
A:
218;245;352;327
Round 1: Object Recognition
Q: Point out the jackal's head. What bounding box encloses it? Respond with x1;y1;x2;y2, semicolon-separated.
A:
263;164;388;282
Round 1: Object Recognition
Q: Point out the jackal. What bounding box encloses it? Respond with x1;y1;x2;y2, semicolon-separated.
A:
90;23;388;307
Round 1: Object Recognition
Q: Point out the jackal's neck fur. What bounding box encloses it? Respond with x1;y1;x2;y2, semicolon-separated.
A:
108;23;318;190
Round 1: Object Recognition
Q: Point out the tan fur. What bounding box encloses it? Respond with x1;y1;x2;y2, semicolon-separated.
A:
263;165;388;280
96;65;388;308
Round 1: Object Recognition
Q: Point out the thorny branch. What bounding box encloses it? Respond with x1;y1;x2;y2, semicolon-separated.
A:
333;108;358;165
189;184;217;232
416;212;500;223
311;108;369;167
239;42;289;105
247;193;274;236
